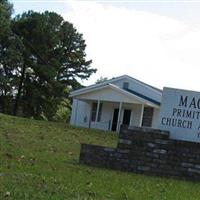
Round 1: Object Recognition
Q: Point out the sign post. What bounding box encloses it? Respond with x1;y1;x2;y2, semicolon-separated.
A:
159;87;200;143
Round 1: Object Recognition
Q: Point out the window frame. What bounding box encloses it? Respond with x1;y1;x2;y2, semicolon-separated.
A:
123;82;129;90
91;102;103;122
142;107;154;127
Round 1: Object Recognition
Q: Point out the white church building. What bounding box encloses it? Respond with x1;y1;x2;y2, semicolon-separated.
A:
70;75;162;132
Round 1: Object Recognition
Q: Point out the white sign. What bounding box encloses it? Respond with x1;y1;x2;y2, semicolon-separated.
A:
159;87;200;143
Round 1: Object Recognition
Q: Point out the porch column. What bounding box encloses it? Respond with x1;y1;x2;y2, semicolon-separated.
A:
139;104;144;127
95;100;101;127
116;102;123;132
74;99;79;126
88;102;92;128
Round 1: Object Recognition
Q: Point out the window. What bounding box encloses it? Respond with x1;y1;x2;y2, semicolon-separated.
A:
142;107;154;127
91;102;103;122
123;82;129;90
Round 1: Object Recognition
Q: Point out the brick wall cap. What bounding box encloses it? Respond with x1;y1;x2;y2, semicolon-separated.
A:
127;126;170;136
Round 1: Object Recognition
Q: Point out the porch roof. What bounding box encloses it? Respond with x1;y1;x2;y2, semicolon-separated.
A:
70;83;161;108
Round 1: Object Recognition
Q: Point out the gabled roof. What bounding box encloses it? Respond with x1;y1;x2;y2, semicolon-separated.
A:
70;75;162;108
125;88;160;106
70;75;162;97
120;75;162;93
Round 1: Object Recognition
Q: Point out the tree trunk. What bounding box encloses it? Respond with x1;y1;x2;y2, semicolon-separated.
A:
13;63;26;115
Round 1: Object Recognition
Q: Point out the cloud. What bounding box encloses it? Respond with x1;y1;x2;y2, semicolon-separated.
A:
63;1;200;91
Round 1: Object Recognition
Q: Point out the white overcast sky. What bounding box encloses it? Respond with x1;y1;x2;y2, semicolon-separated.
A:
11;0;200;91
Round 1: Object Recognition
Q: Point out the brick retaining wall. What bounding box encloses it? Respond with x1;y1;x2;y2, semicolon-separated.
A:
79;126;200;181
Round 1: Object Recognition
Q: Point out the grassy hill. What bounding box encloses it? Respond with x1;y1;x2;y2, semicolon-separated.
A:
0;114;200;200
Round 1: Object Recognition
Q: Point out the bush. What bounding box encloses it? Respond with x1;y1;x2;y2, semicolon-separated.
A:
52;99;71;122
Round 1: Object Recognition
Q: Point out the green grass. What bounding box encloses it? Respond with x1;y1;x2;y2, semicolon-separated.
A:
0;114;200;200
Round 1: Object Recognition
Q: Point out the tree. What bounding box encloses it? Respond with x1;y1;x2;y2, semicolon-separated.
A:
96;76;108;84
0;0;13;38
10;11;96;119
0;0;24;114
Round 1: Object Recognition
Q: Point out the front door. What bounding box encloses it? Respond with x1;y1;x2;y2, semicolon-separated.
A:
111;108;119;131
122;109;131;126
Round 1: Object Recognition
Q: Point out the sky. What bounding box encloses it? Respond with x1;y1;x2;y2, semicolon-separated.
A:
10;0;200;91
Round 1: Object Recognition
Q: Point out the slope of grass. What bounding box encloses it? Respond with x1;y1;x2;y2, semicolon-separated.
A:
0;113;200;200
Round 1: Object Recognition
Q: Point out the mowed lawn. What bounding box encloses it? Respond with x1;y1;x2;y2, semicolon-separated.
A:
0;114;200;200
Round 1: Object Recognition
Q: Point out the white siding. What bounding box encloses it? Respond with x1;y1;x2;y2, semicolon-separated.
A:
70;99;77;125
130;104;143;126
152;108;160;128
76;87;141;104
70;99;91;128
70;100;155;131
90;102;114;131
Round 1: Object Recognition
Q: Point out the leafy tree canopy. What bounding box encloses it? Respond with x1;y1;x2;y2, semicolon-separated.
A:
0;0;13;37
96;76;108;84
0;6;96;120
